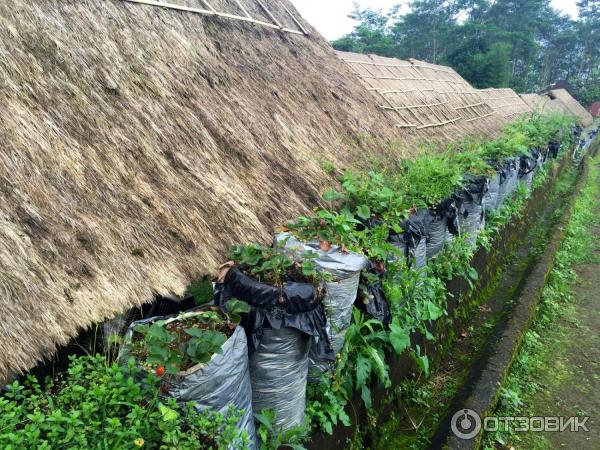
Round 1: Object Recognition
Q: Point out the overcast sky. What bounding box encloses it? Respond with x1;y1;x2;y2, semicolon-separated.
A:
291;0;579;41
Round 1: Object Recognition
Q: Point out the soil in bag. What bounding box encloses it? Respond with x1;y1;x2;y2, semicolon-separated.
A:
120;307;256;446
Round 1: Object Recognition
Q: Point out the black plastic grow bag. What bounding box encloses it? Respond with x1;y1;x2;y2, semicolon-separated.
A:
426;198;460;259
456;175;487;244
389;209;429;269
356;263;392;327
548;140;561;159
213;266;332;358
214;266;332;431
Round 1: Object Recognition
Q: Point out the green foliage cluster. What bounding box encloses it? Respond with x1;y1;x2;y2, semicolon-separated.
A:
300;114;578;434
230;241;327;285
0;356;249;449
332;0;600;106
3;116;576;449
254;409;307;450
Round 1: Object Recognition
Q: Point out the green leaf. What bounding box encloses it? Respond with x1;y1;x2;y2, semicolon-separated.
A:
301;260;317;277
424;301;444;321
159;403;179;421
468;267;479;281
389;320;411;356
361;385;372;409
411;351;430;377
225;299;251;323
355;354;371;388
322;188;343;202
356;205;371;220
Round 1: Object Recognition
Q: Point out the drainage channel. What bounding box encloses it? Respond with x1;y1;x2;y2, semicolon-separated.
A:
427;167;577;450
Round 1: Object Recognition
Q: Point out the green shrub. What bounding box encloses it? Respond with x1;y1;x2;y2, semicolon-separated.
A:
0;355;248;449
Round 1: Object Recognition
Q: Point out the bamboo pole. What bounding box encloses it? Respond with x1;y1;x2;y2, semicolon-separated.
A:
120;0;305;35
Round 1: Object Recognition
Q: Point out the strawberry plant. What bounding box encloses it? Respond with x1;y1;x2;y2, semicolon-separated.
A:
184;328;227;363
133;307;243;374
230;242;324;285
135;321;183;373
286;209;361;248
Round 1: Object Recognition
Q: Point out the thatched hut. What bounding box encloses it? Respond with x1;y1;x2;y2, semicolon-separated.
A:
542;89;593;126
520;90;594;126
336;51;507;143
519;93;569;115
476;88;532;120
0;0;410;381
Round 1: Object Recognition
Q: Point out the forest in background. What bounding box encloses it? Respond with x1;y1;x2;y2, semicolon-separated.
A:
332;0;599;107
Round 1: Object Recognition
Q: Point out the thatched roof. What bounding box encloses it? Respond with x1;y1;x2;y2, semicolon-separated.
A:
543;89;593;126
476;88;532;120
336;51;506;143
520;90;594;126
519;93;569;115
0;0;407;380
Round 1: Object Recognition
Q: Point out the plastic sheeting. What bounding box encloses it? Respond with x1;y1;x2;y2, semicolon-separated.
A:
390;209;429;270
548;140;561;159
426;212;447;260
214;266;332;360
120;314;256;445
249;327;310;431
273;233;367;375
496;159;518;209
519;154;537;190
426;199;459;260
532;147;544;171
457;176;488;246
102;314;127;351
356;265;392;326
484;171;501;214
505;158;519;197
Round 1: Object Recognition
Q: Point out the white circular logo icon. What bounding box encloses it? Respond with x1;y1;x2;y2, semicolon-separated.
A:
451;409;482;440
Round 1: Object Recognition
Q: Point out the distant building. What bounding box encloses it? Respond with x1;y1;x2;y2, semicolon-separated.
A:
590;101;600;117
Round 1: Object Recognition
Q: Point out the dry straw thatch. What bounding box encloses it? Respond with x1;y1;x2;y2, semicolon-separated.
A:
544;89;593;126
519;93;569;115
0;0;409;380
520;90;593;126
476;88;533;120
336;51;507;143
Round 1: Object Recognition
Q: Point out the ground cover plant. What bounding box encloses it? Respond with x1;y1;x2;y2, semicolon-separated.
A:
0;356;249;449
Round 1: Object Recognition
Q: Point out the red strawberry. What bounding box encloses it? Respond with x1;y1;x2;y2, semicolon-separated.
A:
155;366;165;377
